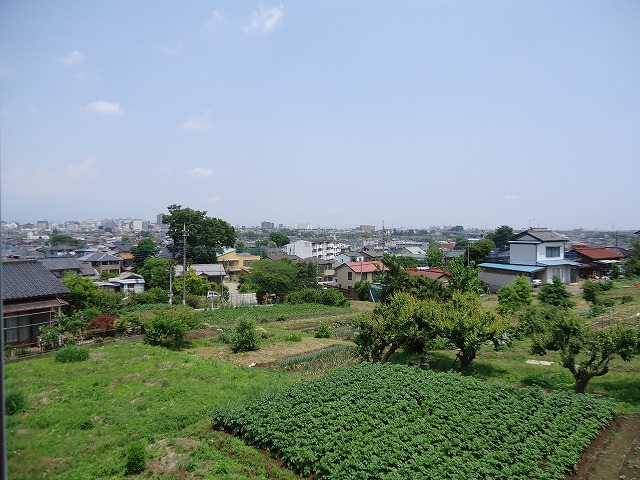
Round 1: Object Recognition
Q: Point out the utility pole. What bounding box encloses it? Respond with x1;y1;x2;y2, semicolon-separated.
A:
182;223;189;305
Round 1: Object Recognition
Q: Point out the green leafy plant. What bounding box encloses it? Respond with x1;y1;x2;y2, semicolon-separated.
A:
55;345;90;363
231;317;260;353
314;324;332;338
5;390;28;415
124;440;146;475
144;311;189;349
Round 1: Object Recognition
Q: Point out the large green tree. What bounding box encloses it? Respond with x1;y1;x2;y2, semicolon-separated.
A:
497;276;533;314
530;311;640;393
486;225;514;250
268;231;290;247
425;246;445;269
162;204;236;264
448;257;484;295
438;291;512;370
353;292;434;363
137;257;171;290
624;239;640;276
49;234;84;248
239;258;317;302
131;238;159;270
469;238;496;264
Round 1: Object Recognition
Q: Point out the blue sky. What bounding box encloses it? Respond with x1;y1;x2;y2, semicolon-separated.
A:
1;1;639;231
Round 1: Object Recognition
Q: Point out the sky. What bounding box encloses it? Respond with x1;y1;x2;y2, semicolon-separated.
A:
1;1;639;232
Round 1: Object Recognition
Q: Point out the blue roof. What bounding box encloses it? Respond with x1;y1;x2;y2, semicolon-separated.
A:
537;259;581;266
478;263;545;273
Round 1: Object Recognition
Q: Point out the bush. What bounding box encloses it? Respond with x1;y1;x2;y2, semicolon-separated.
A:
144;311;189;349
131;287;169;305
5;390;28;415
287;288;349;307
621;295;633;304
231;317;260;353
124;440;146;475
283;333;302;342
55;345;90;363
314;324;332;338
86;314;116;336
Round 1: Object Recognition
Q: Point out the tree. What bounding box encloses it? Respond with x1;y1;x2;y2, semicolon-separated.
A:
162;204;236;264
353;292;434;363
486;225;514;250
537;276;576;308
173;268;212;296
137;257;171;290
448;257;484;295
425;246;445;269
231;317;260;353
469;238;496;264
530;311;640;393
624;239;640;276
49;234;84;249
497;276;532;314
61;272;100;310
437;291;513;370
131;238;159;270
269;231;290;247
240;259;299;302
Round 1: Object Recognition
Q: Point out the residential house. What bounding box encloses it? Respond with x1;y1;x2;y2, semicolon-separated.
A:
478;227;580;293
406;268;451;284
77;250;123;278
394;245;427;260
39;257;99;280
305;257;335;283
335;251;365;265
334;261;389;291
174;264;227;284
361;249;385;262
285;238;341;260
108;271;146;294
44;244;78;257
2;260;69;346
218;249;261;278
572;247;625;278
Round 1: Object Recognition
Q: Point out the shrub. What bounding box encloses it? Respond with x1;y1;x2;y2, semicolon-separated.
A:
131;287;169;305
621;295;633;304
231;317;260;353
86;314;116;336
287;288;349;307
521;373;554;389
5;390;28;415
144;311;189;349
124;440;146;475
55;345;90;363
582;280;601;305
314;324;332;338
283;333;302;342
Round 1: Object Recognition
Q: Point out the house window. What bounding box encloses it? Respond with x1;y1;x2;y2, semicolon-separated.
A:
348;272;352;280
546;246;560;258
4;315;31;344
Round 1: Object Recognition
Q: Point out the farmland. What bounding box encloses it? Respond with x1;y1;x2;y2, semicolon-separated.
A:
4;293;640;479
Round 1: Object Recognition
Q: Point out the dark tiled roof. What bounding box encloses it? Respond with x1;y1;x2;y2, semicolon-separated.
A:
2;260;70;301
39;257;85;271
511;228;567;243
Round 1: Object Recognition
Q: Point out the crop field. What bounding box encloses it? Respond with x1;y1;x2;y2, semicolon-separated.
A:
213;362;617;480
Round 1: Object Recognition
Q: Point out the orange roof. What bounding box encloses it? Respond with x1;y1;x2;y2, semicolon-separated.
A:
406;268;451;280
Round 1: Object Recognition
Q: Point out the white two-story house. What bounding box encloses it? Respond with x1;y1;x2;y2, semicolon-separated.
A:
479;228;579;292
285;238;342;260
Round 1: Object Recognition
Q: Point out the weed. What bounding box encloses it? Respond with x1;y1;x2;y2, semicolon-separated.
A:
5;390;28;415
124;440;146;475
314;324;332;338
55;345;90;363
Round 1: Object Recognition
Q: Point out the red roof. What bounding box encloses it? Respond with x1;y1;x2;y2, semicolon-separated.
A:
573;248;624;260
406;268;451;280
345;261;388;273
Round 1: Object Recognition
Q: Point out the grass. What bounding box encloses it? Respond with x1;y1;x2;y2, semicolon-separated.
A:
5;342;301;479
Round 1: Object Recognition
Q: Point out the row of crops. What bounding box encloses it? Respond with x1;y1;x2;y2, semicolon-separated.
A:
213;362;615;479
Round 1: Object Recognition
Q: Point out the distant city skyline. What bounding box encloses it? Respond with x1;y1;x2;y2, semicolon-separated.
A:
2;2;639;232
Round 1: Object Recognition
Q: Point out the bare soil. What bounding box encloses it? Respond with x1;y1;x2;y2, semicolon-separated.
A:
567;414;640;480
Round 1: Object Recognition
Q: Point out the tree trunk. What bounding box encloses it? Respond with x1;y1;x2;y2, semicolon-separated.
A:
458;350;476;371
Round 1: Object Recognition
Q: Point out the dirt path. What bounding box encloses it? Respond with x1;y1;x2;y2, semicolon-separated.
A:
567;414;640;480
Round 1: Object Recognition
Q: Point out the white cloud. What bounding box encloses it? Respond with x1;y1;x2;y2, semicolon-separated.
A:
65;156;98;179
244;4;284;33
207;10;224;28
161;41;183;56
183;112;213;130
85;100;123;115
503;194;520;201
62;50;86;65
188;167;214;177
